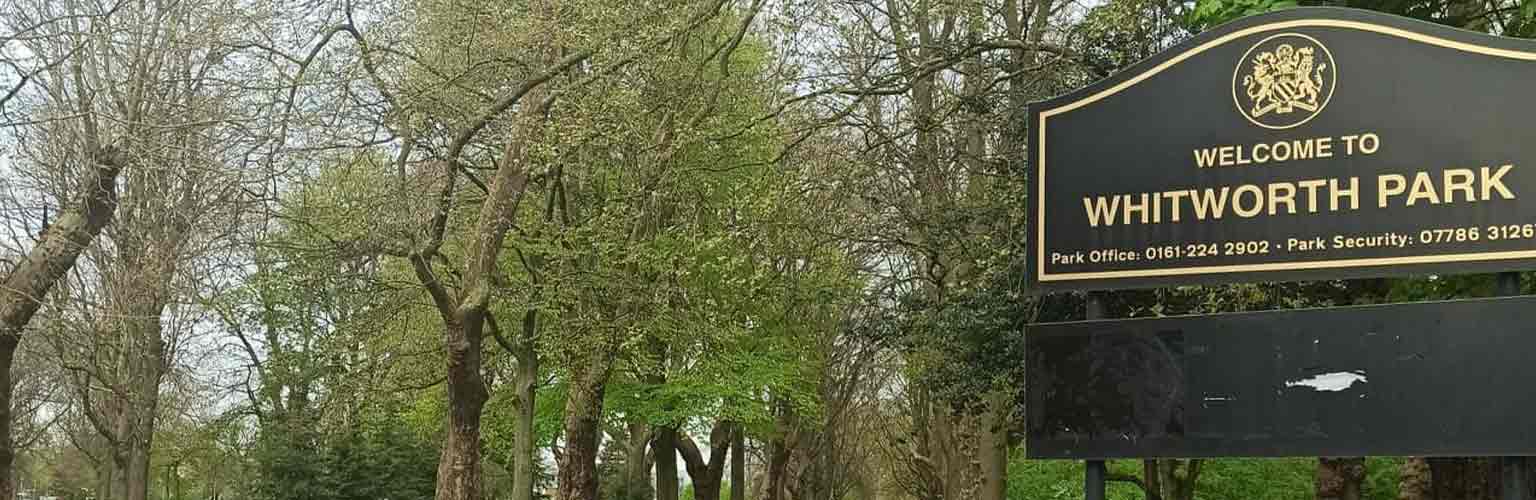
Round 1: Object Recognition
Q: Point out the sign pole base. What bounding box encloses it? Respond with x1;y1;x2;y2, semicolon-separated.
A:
1084;294;1107;500
1085;460;1106;500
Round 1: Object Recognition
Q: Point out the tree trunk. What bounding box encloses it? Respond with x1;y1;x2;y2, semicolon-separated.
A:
1400;458;1432;500
1428;458;1497;500
765;436;788;500
0;337;14;500
511;312;539;500
928;407;966;500
110;450;130;500
655;427;678;500
1318;457;1365;500
731;425;744;500
84;260;172;500
1178;460;1202;500
677;421;731;500
1144;459;1201;500
1144;460;1163;500
127;438;152;500
97;459;116;500
556;365;608;500
434;321;490;500
124;313;166;500
624;421;653;500
978;393;1009;500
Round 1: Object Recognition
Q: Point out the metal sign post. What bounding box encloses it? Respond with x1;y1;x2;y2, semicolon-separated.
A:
1084;293;1107;500
1085;460;1107;500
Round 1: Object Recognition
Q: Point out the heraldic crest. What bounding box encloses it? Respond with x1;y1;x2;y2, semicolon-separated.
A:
1233;33;1335;129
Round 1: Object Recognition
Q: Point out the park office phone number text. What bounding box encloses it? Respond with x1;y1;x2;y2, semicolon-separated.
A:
1136;224;1536;262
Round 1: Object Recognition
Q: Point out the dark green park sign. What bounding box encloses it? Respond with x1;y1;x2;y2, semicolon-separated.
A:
1028;7;1536;291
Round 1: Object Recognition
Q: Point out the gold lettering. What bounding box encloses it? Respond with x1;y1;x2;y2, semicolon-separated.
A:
1331;177;1359;211
1483;165;1515;200
1124;193;1151;224
1194;148;1220;168
1162;190;1190;221
1442;169;1476;203
1083;195;1121;227
1232;185;1264;218
1272;141;1292;162
1298;179;1328;213
1406;172;1441;206
1268;182;1297;215
1378;174;1407;208
1290;139;1313;161
1191;187;1230;221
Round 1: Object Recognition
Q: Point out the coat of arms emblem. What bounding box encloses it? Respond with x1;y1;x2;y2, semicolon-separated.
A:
1232;33;1336;129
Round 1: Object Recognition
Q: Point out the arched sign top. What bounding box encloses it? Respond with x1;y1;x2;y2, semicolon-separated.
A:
1038;8;1536;118
1028;8;1536;291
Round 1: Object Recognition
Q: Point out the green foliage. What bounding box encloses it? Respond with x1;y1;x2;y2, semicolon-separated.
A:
252;402;437;500
1077;0;1194;71
680;483;735;500
903;265;1030;413
504;7;836;445
1008;453;1404;500
1188;0;1298;30
1188;0;1536;36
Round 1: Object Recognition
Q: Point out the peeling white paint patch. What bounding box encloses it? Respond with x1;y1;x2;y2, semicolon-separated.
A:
1285;371;1368;392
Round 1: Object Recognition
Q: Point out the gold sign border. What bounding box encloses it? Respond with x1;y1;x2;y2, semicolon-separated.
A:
1230;32;1338;130
1037;18;1536;283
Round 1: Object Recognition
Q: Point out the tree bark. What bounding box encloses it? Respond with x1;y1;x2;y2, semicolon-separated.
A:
927;406;966;500
978;393;1009;500
624;421;653;500
731;424;744;500
556;364;609;500
1143;460;1163;500
127;431;153;500
0;336;15;500
1318;457;1365;500
119;300;166;500
1428;458;1497;500
1143;459;1201;500
511;311;539;500
655;426;679;500
765;409;791;500
433;319;489;500
1400;458;1432;500
677;421;732;500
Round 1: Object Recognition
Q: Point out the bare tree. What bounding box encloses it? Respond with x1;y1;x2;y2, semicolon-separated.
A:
6;0;257;498
0;1;135;496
